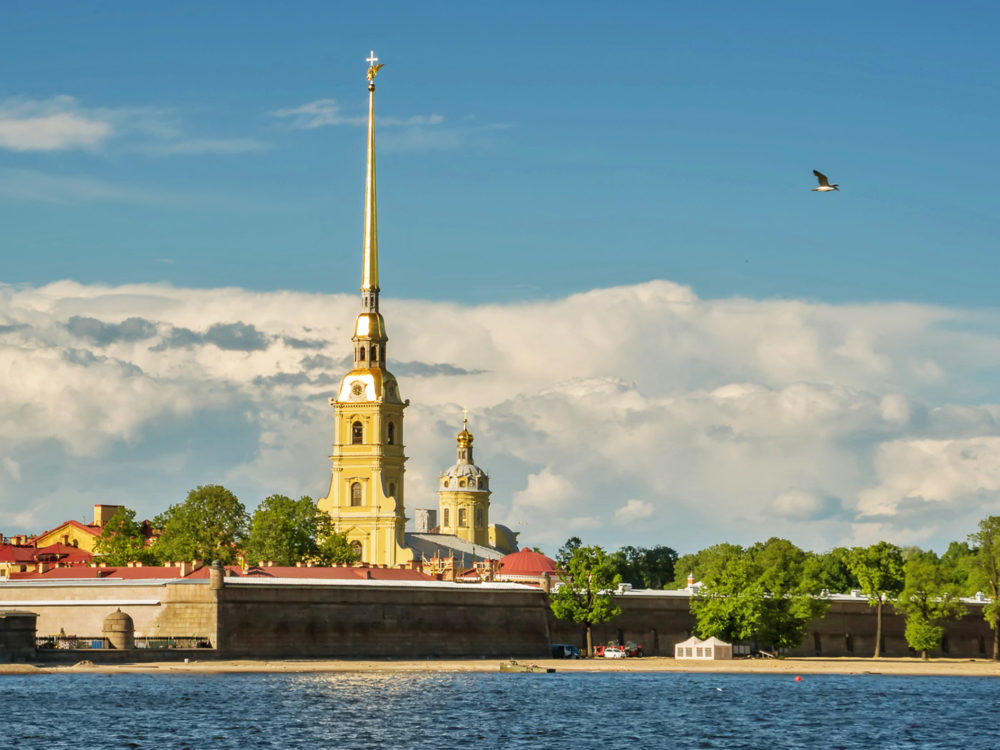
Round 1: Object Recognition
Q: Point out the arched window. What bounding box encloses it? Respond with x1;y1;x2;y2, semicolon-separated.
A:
350;482;362;506
352;421;363;444
475;507;483;527
387;422;395;445
359;347;366;361
388;482;396;497
350;540;363;557
443;508;450;527
443;478;449;488
458;508;468;527
459;478;466;488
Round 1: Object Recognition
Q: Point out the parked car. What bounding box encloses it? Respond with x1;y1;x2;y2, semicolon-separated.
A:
603;645;627;659
551;643;582;659
623;640;644;657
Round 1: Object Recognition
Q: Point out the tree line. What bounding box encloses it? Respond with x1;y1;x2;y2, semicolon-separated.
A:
547;516;1000;660
93;484;359;568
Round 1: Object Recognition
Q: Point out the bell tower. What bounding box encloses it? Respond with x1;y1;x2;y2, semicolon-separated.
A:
438;416;491;546
318;52;412;567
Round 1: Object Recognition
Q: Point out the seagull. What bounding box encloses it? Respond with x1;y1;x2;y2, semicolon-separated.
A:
812;170;839;192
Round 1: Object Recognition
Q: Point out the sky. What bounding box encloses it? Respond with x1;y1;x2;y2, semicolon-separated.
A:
2;2;1000;556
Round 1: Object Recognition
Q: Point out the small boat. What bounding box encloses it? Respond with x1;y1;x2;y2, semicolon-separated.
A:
500;659;555;674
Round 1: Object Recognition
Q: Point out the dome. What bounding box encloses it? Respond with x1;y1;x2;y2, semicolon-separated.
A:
499;548;557;577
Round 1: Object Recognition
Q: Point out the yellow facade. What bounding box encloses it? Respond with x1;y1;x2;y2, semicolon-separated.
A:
438;423;491;546
317;54;412;567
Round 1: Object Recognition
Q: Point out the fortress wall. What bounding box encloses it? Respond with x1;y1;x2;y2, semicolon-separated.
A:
215;582;551;658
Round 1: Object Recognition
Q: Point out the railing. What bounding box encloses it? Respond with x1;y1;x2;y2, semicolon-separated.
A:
36;635;211;649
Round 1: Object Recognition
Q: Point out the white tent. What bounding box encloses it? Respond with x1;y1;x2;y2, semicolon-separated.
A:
674;635;733;660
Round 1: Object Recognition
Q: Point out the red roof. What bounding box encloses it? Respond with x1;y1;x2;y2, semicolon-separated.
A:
499;548;557;577
0;543;93;566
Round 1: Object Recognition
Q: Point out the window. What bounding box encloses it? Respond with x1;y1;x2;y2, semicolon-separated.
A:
352;421;363;444
458;508;468;527
387;422;395;445
475;507;483;527
443;478;449;488
351;482;362;506
350;540;362;557
388;482;396;496
459;478;466;488
443;508;450;527
359;347;366;361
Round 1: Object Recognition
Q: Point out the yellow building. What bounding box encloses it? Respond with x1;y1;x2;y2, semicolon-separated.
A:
438;420;491;546
31;504;124;552
318;54;412;567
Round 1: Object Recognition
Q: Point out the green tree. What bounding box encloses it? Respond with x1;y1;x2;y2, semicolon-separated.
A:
804;547;859;594
691;544;763;643
847;541;905;658
752;538;830;650
153;484;248;565
93;507;154;565
940;540;979;597
549;545;622;656
245;494;324;566
896;550;965;659
690;539;828;651
610;545;678;589
969;516;1000;660
556;536;582;568
314;529;361;566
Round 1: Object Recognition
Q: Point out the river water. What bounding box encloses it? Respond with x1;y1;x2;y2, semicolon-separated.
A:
3;670;999;749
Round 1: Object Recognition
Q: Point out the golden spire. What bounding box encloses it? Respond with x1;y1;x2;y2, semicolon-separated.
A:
361;51;382;308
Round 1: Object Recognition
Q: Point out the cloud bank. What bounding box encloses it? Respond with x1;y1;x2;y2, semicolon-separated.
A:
3;278;1000;555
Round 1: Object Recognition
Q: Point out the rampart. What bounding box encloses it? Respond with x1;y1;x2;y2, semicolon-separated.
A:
0;578;994;659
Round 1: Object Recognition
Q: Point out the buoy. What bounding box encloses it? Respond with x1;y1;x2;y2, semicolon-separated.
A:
794;675;802;682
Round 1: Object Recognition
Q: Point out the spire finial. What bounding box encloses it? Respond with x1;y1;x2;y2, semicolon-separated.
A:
462;407;469;428
361;50;381;306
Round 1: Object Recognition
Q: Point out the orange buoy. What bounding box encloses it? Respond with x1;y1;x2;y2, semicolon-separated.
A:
794;675;802;682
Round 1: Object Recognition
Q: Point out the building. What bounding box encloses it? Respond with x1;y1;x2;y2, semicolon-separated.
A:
317;55;516;569
316;56;412;567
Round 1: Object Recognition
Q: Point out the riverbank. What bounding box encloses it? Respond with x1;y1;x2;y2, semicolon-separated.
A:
3;656;1000;677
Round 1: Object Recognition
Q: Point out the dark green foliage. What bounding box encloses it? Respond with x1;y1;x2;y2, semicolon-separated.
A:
847;541;905;658
152;485;248;565
897;550;964;659
244;494;359;567
93;507;154;565
968;516;1000;660
940;541;982;597
803;547;859;594
610;545;678;589
690;539;828;650
556;536;582;568
550;544;622;656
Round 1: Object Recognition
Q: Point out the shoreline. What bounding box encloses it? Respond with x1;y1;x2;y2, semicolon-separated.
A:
3;656;1000;677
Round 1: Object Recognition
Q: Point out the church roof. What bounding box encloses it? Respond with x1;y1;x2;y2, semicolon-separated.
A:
405;533;505;563
499;548;557;577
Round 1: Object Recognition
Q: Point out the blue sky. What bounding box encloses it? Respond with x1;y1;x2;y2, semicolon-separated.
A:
3;3;1000;556
3;2;998;305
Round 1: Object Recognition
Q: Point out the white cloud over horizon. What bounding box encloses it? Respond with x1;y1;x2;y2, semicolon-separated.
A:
3;277;1000;555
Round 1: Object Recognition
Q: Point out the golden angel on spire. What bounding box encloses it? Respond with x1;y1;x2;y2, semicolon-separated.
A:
366;50;384;81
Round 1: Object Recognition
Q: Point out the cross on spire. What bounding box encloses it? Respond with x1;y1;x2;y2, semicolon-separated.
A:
366;51;378;67
462;407;469;427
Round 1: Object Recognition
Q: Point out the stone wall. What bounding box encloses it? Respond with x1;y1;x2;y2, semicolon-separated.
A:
0;610;37;662
216;581;551;658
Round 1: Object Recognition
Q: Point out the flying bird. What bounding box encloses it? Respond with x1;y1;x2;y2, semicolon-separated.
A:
812;170;839;192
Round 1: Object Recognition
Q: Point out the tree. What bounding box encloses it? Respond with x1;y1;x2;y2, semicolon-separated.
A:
690;544;763;643
314;529;361;566
940;540;980;597
969;516;1000;660
690;539;828;651
93;507;154;565
549;545;621;656
896;550;965;659
245;495;324;566
610;545;678;589
804;547;859;594
556;536;582;568
847;542;905;658
153;485;248;565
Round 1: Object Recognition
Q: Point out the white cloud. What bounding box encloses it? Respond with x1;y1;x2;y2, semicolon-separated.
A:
0;95;262;156
272;98;445;129
3;278;1000;555
0;96;112;151
614;499;654;524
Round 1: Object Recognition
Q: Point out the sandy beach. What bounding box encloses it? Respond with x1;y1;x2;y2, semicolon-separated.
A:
4;656;1000;677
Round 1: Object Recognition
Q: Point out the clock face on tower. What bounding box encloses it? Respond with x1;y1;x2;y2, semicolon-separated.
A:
351;382;364;397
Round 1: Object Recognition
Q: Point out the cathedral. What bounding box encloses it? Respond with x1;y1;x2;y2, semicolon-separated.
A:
316;54;517;568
